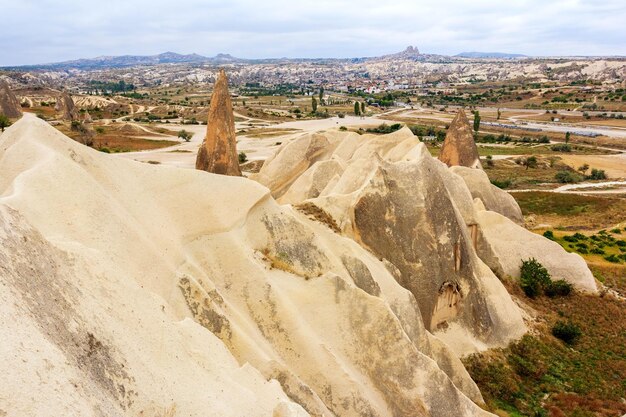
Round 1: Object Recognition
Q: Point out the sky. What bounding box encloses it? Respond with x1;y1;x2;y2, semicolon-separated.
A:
1;0;625;66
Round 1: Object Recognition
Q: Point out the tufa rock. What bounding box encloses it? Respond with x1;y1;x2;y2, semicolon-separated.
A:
196;69;241;176
0;78;23;119
55;92;78;121
439;109;481;169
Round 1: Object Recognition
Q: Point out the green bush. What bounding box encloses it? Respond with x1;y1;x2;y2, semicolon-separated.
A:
587;168;607;180
552;321;581;345
551;144;572;152
491;178;512;189
238;152;248;164
555;170;581;184
604;254;621;263
543;230;555;240
544;279;573;297
366;123;402;134
520;258;551;298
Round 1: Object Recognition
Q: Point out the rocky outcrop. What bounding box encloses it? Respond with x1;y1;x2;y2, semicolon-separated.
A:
0;115;496;417
474;203;598;292
450;166;524;225
254;127;528;357
55;91;78;121
439;109;481;169
0;78;22;119
195;70;241;176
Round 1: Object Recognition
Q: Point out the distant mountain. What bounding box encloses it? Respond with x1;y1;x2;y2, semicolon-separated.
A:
455;52;527;59
3;49;536;71
3;52;247;70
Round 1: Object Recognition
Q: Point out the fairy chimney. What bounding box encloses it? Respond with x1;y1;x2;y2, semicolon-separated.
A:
195;70;241;176
0;79;23;119
439;109;481;169
55;92;78;121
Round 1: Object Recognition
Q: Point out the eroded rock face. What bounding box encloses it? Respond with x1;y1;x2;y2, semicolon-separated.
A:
255;128;528;357
439;109;481;169
195;70;242;176
450;166;524;225
55;92;78;121
475;206;598;292
0;78;22;119
0;115;495;417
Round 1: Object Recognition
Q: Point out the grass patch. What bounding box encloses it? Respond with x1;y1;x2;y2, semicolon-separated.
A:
514;192;626;229
465;290;626;417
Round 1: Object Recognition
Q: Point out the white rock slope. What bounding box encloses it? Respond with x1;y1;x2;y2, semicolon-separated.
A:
0;114;495;417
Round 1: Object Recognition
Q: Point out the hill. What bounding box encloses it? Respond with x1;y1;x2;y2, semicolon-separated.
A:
456;51;528;59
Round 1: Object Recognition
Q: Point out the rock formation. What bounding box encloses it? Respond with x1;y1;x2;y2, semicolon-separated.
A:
0;78;23;119
195;69;241;176
474;203;597;292
253;126;597;308
0;114;497;417
439;109;481;169
55;91;78;121
450;166;524;224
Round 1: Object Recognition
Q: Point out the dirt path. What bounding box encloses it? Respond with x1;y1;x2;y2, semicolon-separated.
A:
558;153;626;179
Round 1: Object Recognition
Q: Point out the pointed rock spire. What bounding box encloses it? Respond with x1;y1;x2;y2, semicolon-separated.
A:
439;109;481;169
0;79;23;119
55;92;78;121
195;69;241;176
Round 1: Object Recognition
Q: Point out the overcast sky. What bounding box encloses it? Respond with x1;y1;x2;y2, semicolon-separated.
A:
2;0;625;66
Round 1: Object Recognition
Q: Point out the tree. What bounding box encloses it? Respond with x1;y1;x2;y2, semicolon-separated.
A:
178;130;192;142
473;110;481;133
0;114;11;132
565;131;571;144
354;102;361;116
524;156;538;170
485;154;494;168
496;108;501;120
319;87;324;104
577;164;589;175
360;102;365;114
520;258;551;298
311;97;318;113
238;152;248;164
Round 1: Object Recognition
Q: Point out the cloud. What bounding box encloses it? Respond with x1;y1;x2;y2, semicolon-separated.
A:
1;0;624;65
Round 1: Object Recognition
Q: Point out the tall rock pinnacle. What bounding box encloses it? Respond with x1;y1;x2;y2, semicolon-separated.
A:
0;79;23;119
438;109;481;169
55;92;78;121
195;70;242;176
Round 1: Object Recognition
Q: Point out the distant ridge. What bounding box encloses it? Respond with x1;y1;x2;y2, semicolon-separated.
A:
455;51;527;59
4;52;247;70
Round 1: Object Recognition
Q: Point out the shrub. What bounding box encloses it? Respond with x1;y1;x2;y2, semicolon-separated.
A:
491;178;512;189
0;114;11;132
544;279;573;297
563;235;578;242
552;321;581;345
543;230;555;240
555;170;581;183
366;123;402;134
339;126;347;131
238;152;248;164
590;247;605;255
177;130;192;142
520;258;551;298
587;168;607;180
604;254;621;263
551;144;572;152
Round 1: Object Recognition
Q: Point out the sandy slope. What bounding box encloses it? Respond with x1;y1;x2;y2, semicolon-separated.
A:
0;114;496;416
